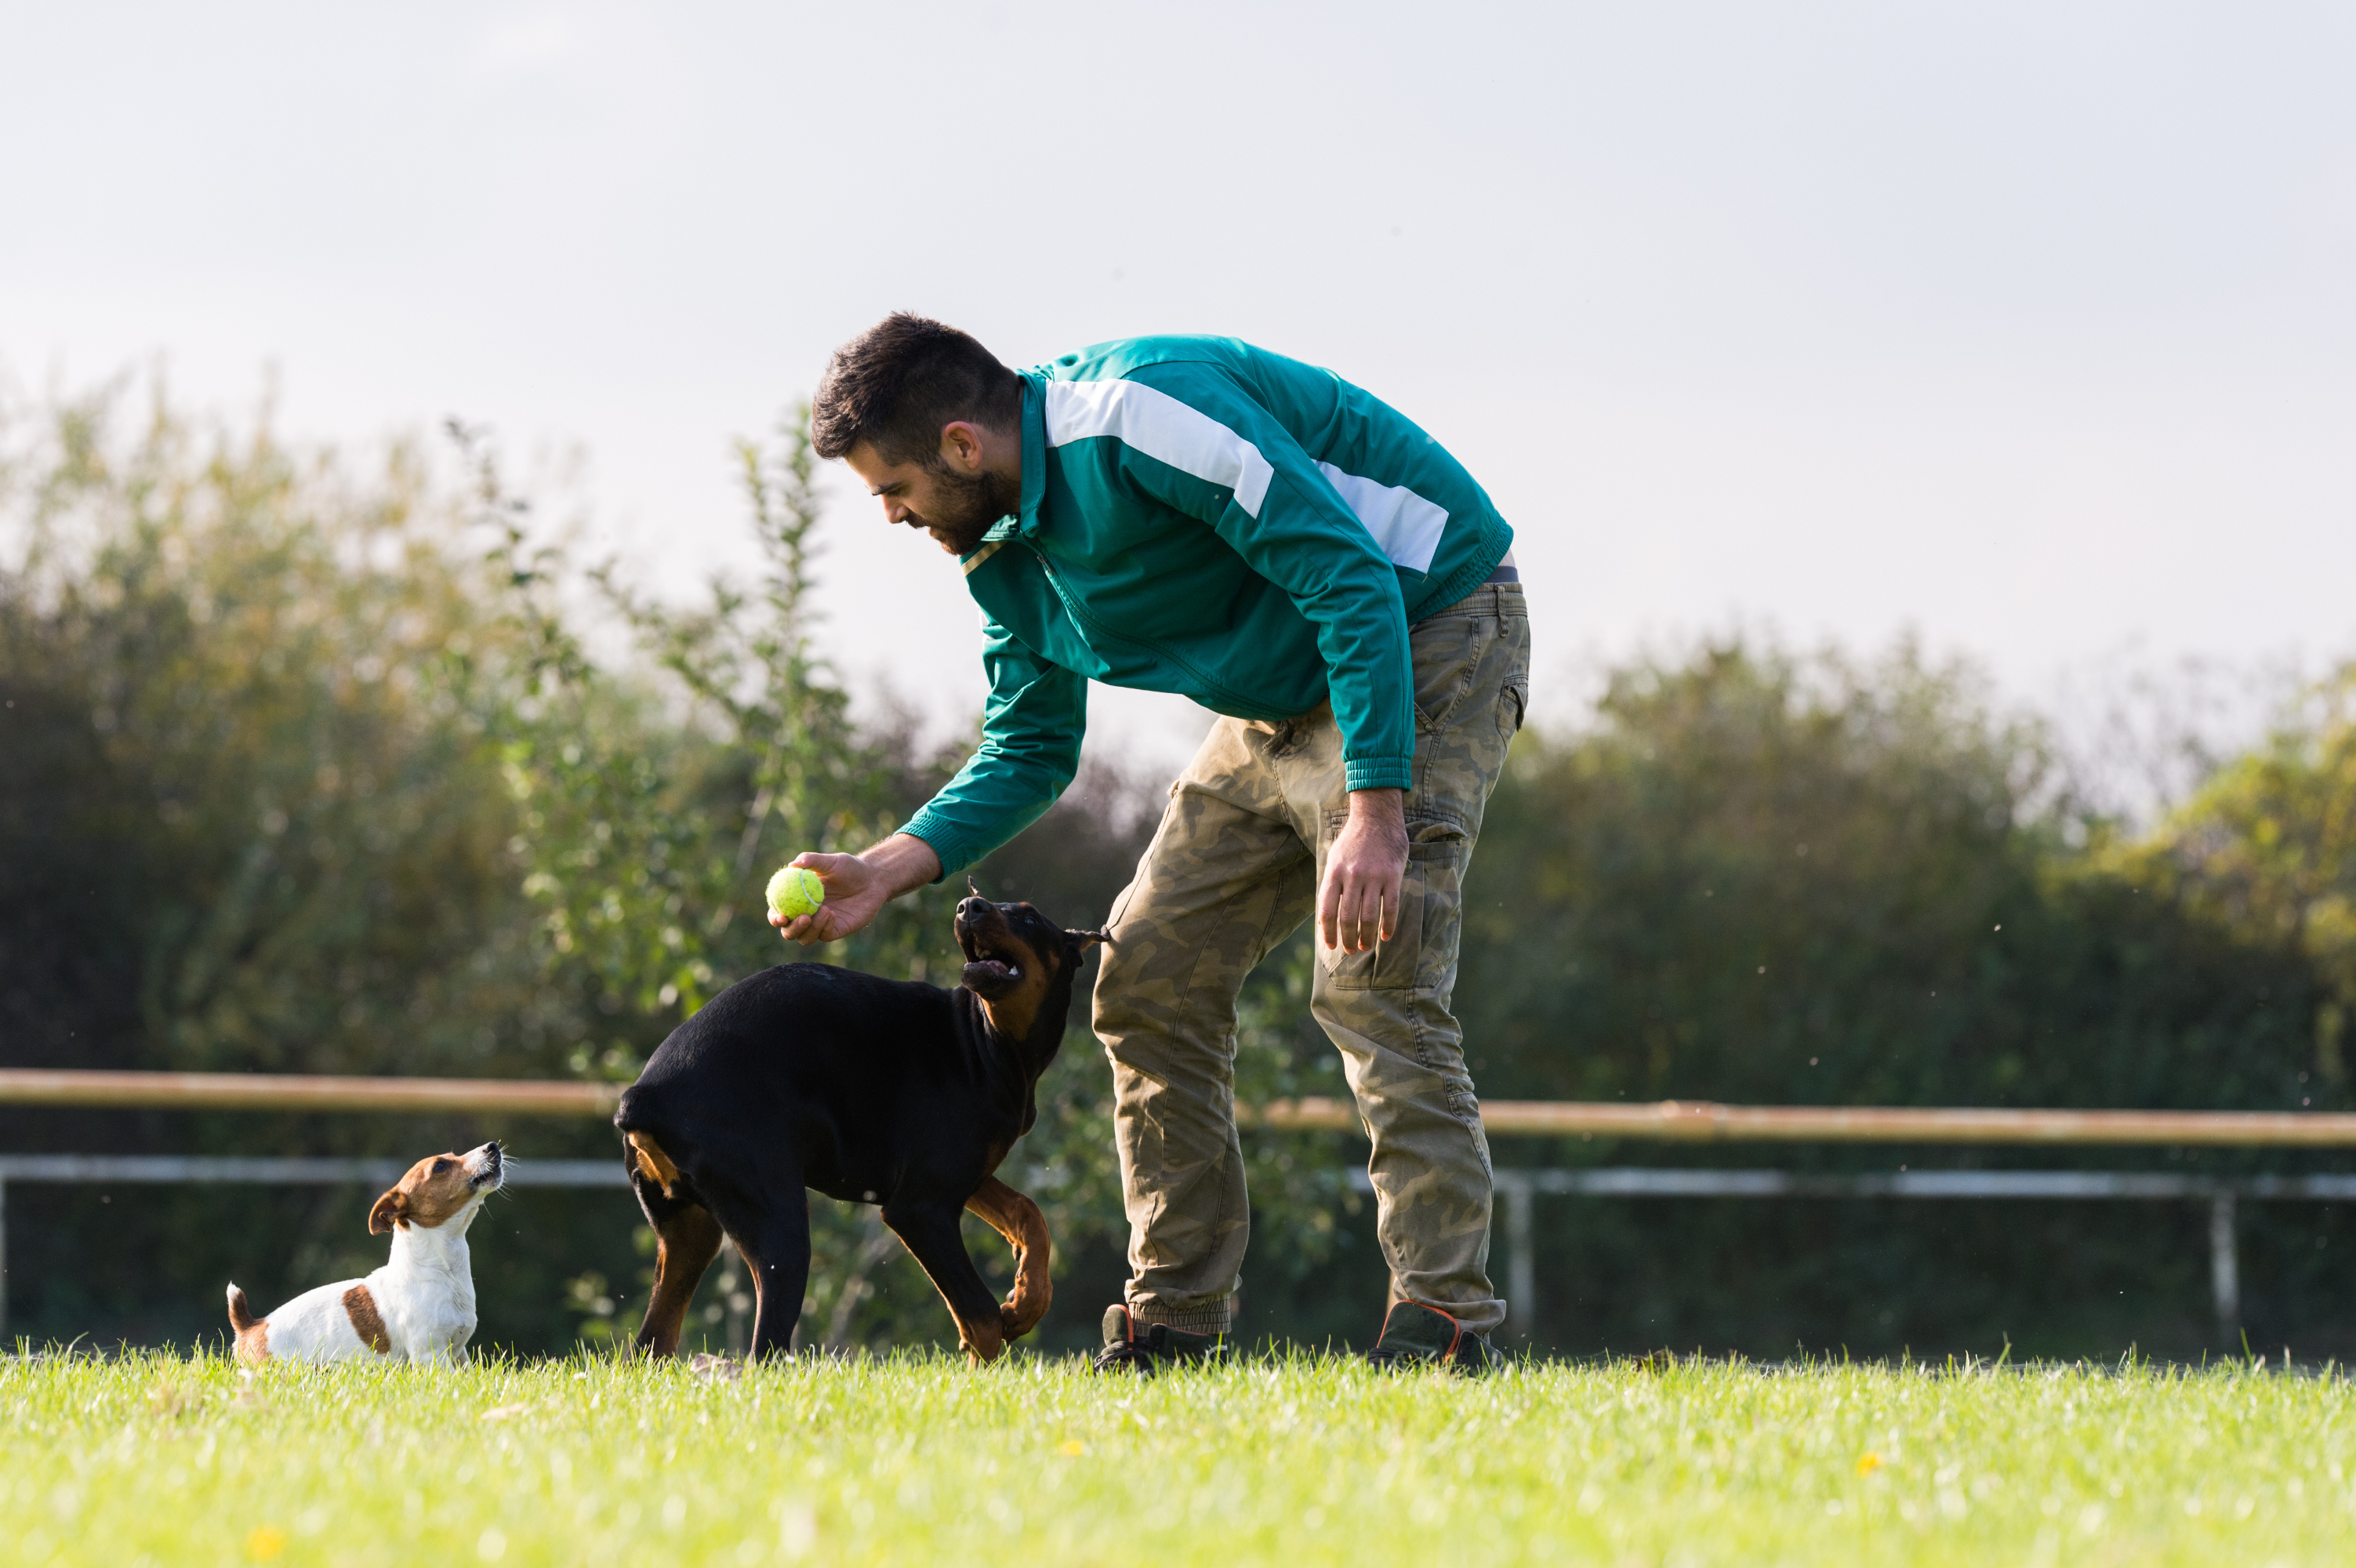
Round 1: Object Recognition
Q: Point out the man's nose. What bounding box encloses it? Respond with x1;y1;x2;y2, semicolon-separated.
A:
881;496;913;526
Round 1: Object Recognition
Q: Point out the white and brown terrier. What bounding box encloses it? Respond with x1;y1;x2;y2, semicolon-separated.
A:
226;1142;504;1365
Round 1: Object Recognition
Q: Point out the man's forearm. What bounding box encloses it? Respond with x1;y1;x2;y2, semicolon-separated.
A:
864;832;944;897
1347;786;1407;840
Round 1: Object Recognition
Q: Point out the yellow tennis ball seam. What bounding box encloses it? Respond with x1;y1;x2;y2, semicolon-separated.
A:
765;865;825;919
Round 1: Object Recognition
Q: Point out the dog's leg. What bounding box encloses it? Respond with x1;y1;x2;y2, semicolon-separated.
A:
733;1187;812;1362
631;1181;724;1360
884;1200;1007;1365
963;1177;1054;1340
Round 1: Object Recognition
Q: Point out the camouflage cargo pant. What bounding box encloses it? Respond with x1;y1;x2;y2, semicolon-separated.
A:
1093;583;1530;1336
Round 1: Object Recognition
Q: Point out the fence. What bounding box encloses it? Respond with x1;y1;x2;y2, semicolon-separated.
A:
11;1067;2356;1145
7;1069;2355;1347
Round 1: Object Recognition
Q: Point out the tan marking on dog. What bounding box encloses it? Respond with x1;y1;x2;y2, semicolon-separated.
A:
964;1177;1054;1339
984;925;1109;1040
892;1223;1009;1367
632;1202;724;1359
342;1283;394;1355
956;1309;1005;1366
227;1284;270;1365
975;962;1053;1040
626;1131;684;1200
369;1150;485;1232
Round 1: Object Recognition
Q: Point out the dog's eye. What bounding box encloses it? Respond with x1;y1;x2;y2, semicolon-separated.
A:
433;1158;454;1173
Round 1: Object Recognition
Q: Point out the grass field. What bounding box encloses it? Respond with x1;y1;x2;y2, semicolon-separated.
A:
5;1348;2354;1566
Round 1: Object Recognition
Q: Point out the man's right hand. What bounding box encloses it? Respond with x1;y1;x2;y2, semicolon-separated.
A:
768;833;942;946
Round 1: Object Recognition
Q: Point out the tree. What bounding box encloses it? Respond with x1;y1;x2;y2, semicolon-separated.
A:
2133;666;2356;1085
0;387;570;1091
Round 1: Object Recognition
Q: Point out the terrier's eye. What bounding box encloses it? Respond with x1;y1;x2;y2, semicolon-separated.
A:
433;1158;454;1173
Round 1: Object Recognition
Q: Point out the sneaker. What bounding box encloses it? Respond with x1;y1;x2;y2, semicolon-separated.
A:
1363;1301;1500;1374
1091;1305;1225;1375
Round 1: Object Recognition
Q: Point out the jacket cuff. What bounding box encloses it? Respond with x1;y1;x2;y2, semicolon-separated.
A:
1344;756;1414;793
895;813;968;884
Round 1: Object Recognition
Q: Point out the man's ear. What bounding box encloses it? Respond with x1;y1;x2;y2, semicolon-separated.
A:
368;1189;408;1235
939;420;989;474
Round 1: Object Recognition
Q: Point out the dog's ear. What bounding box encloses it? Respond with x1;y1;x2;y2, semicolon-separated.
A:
368;1187;408;1235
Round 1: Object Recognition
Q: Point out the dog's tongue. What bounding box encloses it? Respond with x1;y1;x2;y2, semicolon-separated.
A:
964;956;1018;987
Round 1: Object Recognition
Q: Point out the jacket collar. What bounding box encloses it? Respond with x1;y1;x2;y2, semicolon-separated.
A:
965;373;1047;559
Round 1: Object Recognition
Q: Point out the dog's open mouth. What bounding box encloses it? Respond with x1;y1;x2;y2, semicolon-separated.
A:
957;911;1026;996
960;938;1023;994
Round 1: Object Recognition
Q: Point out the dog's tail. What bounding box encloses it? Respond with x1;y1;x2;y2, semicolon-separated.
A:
226;1283;259;1334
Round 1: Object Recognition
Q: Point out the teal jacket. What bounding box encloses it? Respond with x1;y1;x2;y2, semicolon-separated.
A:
898;336;1514;878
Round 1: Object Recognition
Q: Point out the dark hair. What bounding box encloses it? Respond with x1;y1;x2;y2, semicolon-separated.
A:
810;314;1024;464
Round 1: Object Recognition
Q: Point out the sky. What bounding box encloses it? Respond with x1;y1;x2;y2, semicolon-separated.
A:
5;1;2352;777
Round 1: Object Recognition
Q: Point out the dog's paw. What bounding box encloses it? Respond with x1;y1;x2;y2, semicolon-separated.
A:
959;1321;1007;1365
999;1297;1050;1341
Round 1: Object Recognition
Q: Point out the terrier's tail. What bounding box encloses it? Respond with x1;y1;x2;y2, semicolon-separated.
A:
226;1283;258;1334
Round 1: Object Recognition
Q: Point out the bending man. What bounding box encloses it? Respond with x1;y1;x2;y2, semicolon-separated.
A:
779;315;1528;1371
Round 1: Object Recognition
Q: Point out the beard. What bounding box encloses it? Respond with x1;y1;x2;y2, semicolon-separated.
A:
912;461;1018;556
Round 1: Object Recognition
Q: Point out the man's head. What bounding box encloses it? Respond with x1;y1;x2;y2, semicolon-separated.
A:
812;314;1024;556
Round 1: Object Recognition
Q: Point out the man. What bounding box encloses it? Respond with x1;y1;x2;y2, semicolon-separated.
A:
776;314;1528;1372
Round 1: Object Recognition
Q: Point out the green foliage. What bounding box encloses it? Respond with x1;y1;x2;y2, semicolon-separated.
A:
2132;666;2356;1083
464;408;958;1067
9;1350;2356;1565
0;390;567;1087
1458;641;2324;1117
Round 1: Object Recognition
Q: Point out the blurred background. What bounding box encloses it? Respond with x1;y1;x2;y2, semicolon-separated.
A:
2;1;2351;1361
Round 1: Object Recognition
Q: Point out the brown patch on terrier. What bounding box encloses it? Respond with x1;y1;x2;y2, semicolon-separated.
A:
341;1284;394;1355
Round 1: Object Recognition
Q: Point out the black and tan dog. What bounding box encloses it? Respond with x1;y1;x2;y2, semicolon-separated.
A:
615;895;1104;1363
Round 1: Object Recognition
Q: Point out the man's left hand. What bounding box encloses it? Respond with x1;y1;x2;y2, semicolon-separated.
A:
1320;788;1408;954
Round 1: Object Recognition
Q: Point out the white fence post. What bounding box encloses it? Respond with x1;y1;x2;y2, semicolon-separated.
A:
2209;1192;2241;1344
1497;1172;1535;1340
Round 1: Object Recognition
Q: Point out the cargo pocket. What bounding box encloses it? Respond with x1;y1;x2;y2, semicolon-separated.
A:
1319;815;1468;992
1410;614;1484;733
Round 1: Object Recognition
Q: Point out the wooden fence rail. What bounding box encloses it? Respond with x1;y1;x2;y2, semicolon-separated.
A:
5;1069;2355;1146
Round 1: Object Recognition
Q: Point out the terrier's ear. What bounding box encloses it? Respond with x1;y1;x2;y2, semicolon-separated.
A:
368;1188;408;1235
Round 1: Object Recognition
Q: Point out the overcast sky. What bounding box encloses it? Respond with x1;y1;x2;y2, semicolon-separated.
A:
5;2;2351;774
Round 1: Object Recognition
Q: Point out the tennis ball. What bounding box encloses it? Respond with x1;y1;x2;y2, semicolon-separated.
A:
766;865;825;920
